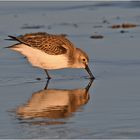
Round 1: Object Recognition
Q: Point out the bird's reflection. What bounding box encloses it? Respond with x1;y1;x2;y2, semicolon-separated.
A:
16;79;93;120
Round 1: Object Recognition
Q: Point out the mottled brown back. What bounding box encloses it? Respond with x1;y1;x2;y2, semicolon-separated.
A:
12;32;75;55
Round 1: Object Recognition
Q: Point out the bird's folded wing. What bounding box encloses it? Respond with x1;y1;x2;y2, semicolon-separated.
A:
8;33;71;55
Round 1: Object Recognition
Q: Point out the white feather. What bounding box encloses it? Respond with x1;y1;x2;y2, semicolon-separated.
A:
11;44;68;69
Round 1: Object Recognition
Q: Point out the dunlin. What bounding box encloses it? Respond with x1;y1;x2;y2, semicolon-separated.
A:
8;32;95;79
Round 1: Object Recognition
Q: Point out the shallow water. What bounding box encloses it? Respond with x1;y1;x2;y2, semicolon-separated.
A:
0;1;140;139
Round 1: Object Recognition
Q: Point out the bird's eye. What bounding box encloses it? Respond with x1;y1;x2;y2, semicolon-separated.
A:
82;58;86;62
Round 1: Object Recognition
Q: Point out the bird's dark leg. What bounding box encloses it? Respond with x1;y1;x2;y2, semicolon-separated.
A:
44;69;51;79
44;79;50;90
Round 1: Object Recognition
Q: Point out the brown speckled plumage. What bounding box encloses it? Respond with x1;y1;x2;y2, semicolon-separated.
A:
9;32;75;55
8;32;95;79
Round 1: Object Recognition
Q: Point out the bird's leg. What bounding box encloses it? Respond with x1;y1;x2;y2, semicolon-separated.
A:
44;79;50;90
44;69;51;79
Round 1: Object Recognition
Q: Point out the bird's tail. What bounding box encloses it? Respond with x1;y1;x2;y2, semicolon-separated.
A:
5;35;18;41
5;43;21;49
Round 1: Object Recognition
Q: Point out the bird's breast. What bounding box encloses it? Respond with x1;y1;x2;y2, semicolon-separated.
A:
10;44;69;69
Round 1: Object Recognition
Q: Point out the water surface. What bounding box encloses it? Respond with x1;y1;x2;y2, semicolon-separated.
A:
0;1;140;139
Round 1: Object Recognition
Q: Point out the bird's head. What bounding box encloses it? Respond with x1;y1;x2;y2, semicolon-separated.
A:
75;48;89;68
74;48;95;79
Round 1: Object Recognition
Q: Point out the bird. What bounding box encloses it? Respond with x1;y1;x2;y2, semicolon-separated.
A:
7;32;95;79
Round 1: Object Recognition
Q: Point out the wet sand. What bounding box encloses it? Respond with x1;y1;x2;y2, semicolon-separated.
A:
0;1;140;138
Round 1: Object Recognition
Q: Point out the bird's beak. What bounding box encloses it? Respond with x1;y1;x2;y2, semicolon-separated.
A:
85;64;95;79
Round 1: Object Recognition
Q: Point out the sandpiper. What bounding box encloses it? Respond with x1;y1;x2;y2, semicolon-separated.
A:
7;32;95;79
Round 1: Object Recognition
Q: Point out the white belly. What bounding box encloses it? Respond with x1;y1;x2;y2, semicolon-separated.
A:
11;44;68;69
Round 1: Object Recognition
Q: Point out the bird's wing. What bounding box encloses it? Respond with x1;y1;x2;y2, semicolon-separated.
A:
8;32;75;55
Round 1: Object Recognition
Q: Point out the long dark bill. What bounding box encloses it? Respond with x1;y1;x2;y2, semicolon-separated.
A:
85;65;95;79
